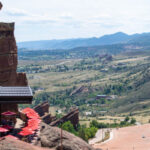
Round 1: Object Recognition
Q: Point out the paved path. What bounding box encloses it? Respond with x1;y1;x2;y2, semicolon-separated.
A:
93;124;150;150
89;129;112;145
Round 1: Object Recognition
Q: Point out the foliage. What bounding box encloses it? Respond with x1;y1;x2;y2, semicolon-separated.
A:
61;121;98;142
90;117;136;129
130;118;136;124
61;121;78;136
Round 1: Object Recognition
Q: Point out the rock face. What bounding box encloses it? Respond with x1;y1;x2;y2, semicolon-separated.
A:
34;101;50;117
0;137;51;150
34;101;56;124
50;108;79;128
34;102;79;128
0;23;28;86
0;22;28;121
70;86;89;96
38;122;98;150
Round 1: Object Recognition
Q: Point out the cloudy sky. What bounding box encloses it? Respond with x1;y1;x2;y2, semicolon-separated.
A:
0;0;150;42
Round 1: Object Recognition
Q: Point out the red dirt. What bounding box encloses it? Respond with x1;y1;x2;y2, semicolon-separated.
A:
94;124;150;150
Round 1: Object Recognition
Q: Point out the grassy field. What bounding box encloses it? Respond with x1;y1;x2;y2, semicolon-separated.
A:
18;51;150;121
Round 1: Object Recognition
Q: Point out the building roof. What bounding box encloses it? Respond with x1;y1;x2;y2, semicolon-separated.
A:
0;86;33;104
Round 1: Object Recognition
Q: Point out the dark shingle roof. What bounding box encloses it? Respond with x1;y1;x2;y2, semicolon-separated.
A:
0;86;33;104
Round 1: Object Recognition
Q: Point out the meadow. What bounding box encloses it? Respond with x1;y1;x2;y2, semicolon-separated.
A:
18;49;150;123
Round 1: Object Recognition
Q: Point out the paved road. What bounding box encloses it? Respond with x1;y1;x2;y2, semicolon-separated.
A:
93;124;150;150
89;129;112;145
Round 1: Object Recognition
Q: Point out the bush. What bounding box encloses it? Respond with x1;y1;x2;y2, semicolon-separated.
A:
61;121;77;135
124;116;130;122
130;118;136;124
78;125;98;142
61;121;98;142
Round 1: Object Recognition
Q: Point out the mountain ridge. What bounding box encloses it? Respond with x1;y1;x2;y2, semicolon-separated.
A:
18;32;150;50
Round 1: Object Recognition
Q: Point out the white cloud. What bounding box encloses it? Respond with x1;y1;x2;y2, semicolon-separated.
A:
3;8;29;17
1;0;150;41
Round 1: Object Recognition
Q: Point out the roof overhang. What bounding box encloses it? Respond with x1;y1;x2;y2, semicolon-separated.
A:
0;86;33;104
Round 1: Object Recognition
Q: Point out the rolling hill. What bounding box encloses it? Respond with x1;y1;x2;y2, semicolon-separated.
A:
17;32;150;50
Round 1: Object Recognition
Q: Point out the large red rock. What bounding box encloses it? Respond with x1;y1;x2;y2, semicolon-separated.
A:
0;23;28;86
0;137;51;150
0;22;28;121
50;108;79;128
0;37;17;54
36;122;100;150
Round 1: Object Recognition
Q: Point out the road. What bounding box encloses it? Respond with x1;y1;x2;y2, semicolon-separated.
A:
89;129;112;145
93;124;150;150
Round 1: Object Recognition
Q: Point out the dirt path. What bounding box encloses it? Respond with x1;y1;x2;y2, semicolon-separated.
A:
93;124;150;150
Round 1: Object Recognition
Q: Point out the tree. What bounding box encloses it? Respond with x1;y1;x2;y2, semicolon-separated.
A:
124;116;130;122
130;118;136;124
61;121;77;135
78;125;88;141
90;120;99;128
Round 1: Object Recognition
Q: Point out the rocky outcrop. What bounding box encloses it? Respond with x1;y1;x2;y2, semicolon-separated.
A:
0;137;51;150
37;122;100;150
70;86;89;96
34;102;79;128
0;2;2;10
0;23;28;86
50;108;79;128
0;9;29;122
33;101;56;124
34;101;50;117
42;114;53;124
0;22;28;122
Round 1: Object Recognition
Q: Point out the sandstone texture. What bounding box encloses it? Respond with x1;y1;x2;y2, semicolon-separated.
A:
0;137;51;150
34;102;79;128
0;22;28;120
37;122;100;150
0;23;28;86
50;108;79;128
34;101;50;117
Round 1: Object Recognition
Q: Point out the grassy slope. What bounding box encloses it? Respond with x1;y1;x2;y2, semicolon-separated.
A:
18;50;150;116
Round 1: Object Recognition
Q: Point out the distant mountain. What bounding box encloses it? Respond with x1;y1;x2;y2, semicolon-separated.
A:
17;32;150;50
128;33;150;46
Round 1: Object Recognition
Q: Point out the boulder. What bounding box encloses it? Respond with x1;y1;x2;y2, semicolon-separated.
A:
37;122;100;150
0;137;51;150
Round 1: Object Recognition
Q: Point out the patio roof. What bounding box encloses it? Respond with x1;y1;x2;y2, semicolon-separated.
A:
0;86;33;104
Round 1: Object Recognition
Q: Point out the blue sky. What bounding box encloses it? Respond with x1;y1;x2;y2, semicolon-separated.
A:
1;0;150;42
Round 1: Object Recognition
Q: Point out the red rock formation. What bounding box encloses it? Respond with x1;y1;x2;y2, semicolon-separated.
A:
50;108;79;128
38;122;96;150
0;23;28;86
0;2;2;10
0;137;51;150
34;101;50;117
0;21;28;121
34;102;79;127
41;114;52;124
